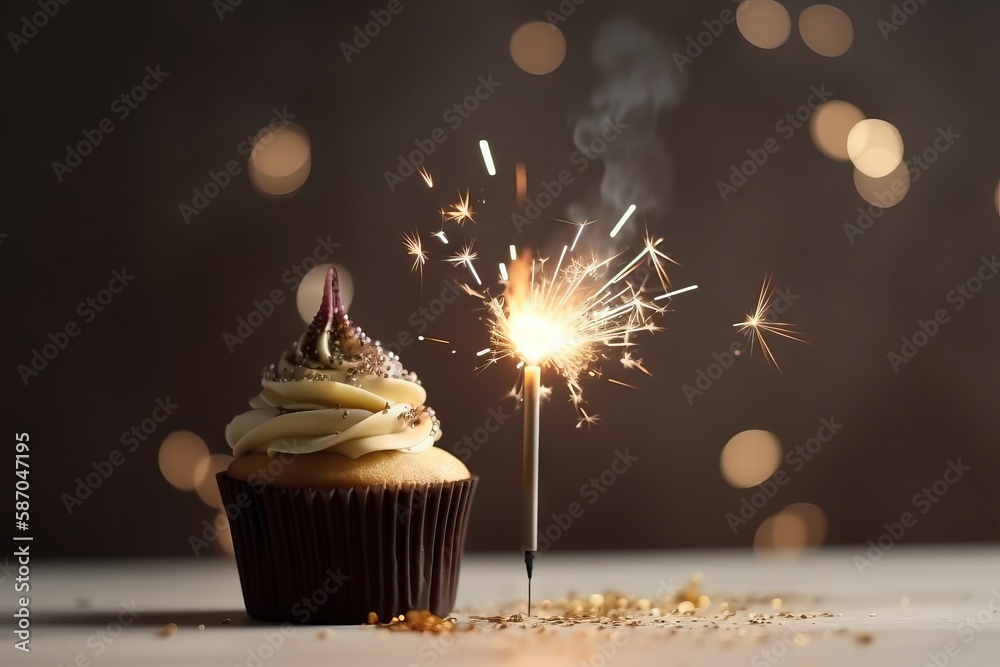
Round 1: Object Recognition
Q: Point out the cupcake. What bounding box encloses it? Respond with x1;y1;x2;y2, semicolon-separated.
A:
218;267;476;624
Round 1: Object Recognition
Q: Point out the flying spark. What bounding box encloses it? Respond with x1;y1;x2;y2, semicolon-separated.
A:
479;140;496;176
417;164;434;188
448;241;481;285
431;230;449;244
733;274;806;374
443;190;476;226
418;335;451;344
610;204;637;238
402;230;428;281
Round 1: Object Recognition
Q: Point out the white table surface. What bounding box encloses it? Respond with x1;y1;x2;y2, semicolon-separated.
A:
4;546;999;666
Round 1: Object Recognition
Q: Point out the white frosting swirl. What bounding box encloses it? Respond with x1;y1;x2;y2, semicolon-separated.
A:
225;267;442;459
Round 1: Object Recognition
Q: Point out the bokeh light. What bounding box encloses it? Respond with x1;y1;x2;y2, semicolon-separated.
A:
193;454;234;508
798;5;854;57
509;22;567;75
720;429;782;488
736;0;792;50
847;119;904;178
215;511;234;556
248;122;311;196
296;263;354;324
754;503;828;556
158;431;210;491
810;100;865;161
854;160;911;208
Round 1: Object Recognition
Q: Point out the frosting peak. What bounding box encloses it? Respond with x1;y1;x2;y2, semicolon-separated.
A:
226;267;442;459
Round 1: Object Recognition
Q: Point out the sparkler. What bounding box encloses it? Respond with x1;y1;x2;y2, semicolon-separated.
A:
733;274;805;373
402;159;698;617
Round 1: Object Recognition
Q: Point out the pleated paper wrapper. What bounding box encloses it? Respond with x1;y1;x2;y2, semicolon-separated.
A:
217;473;477;624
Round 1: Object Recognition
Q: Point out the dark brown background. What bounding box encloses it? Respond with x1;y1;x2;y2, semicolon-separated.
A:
2;0;998;556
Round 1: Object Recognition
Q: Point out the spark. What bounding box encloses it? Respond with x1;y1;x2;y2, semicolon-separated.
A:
476;348;491;357
448;241;481;285
431;230;449;244
418;335;450;344
654;284;699;301
479;140;497;176
499;262;509;281
641;230;680;292
610;204;637;238
509;244;517;261
416;164;434;188
442;189;476;226
620;351;652;377
576;409;601;429
402;230;428;282
733;274;806;374
607;378;638;389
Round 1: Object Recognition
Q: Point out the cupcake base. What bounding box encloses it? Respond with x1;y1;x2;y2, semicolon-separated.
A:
217;472;477;624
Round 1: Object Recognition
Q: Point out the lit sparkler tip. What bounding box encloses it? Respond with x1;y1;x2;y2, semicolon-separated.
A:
609;204;637;238
479;140;496;176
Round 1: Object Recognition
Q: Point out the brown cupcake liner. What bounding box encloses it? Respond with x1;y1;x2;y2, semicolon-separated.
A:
217;472;477;624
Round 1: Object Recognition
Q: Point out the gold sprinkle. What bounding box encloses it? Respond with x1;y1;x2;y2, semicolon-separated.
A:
367;612;378;625
197;624;205;630
771;597;782;610
856;632;875;645
159;623;178;638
